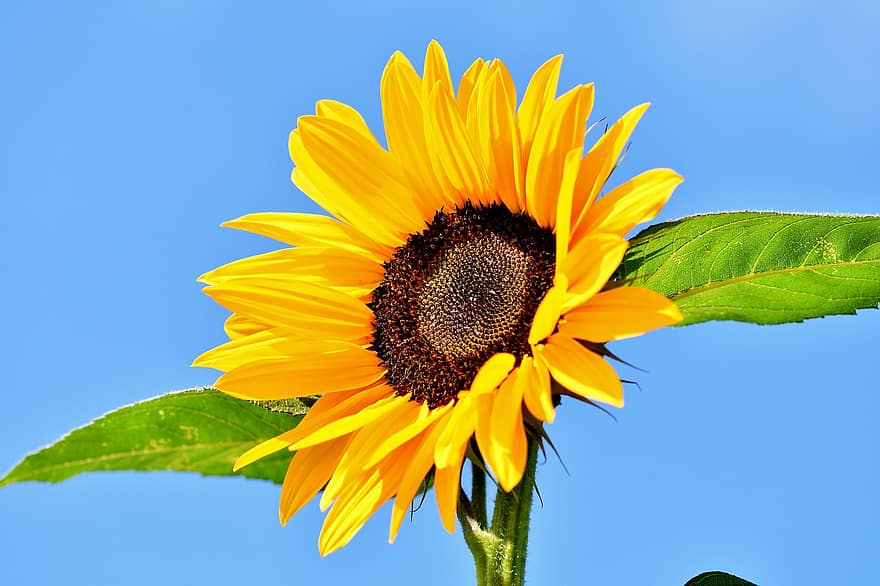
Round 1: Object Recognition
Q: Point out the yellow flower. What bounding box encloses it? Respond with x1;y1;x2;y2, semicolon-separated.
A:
195;41;683;555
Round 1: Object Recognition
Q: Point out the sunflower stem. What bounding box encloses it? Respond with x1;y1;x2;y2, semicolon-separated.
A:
458;486;489;583
461;439;539;586
471;461;488;528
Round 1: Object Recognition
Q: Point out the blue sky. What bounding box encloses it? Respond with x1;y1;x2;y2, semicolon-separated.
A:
2;1;878;584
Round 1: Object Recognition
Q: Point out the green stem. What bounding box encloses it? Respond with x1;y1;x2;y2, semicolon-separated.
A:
459;439;539;586
471;461;488;529
459;463;490;583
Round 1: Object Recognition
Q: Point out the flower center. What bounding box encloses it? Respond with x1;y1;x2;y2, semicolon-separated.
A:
370;202;555;408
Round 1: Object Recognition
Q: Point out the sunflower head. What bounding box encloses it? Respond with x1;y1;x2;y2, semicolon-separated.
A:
195;40;683;556
371;201;557;409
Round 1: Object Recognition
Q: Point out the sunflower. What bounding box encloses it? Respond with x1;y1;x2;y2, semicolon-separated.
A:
195;41;683;555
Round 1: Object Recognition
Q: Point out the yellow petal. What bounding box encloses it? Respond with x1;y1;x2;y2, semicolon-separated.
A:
389;420;446;542
472;387;495;482
518;54;563;157
319;470;383;554
470;353;516;394
560;235;628;313
289;394;409;451
470;59;515;132
233;435;294;472
203;279;373;341
320;398;421;508
221;211;388;260
198;246;383;299
460;67;499;207
434;394;477;468
193;328;303;371
477;69;525;212
266;386;392;459
554;147;583;272
456;58;486;119
423;40;454;101
528;275;568;344
488;372;528;492
289;130;407;249
223;313;267;340
559;286;683;342
575;168;683;239
425;83;491;203
487;59;517;112
538;335;623;407
298;116;422;226
279;434;352;526
293;122;419;246
571;103;649;237
524;84;594;228
520;354;555;423
363;400;453;469
319;461;401;555
215;344;385;400
232;391;364;471
434;461;463;534
381;52;452;215
319;439;418;554
315;99;379;145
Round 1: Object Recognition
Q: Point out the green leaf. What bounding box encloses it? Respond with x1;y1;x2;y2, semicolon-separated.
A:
683;571;758;586
618;212;880;325
1;388;306;487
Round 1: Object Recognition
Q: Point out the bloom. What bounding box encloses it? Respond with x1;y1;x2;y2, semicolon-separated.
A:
195;41;683;555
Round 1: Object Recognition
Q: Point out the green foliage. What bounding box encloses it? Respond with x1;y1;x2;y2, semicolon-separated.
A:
684;571;758;586
0;388;304;487
618;212;880;325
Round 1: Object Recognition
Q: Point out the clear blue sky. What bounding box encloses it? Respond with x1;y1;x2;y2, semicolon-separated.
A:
2;1;878;584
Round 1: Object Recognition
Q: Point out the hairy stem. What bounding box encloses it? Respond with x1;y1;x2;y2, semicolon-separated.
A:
460;439;539;586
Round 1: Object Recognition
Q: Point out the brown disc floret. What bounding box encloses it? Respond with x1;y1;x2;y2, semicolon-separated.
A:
370;202;556;408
